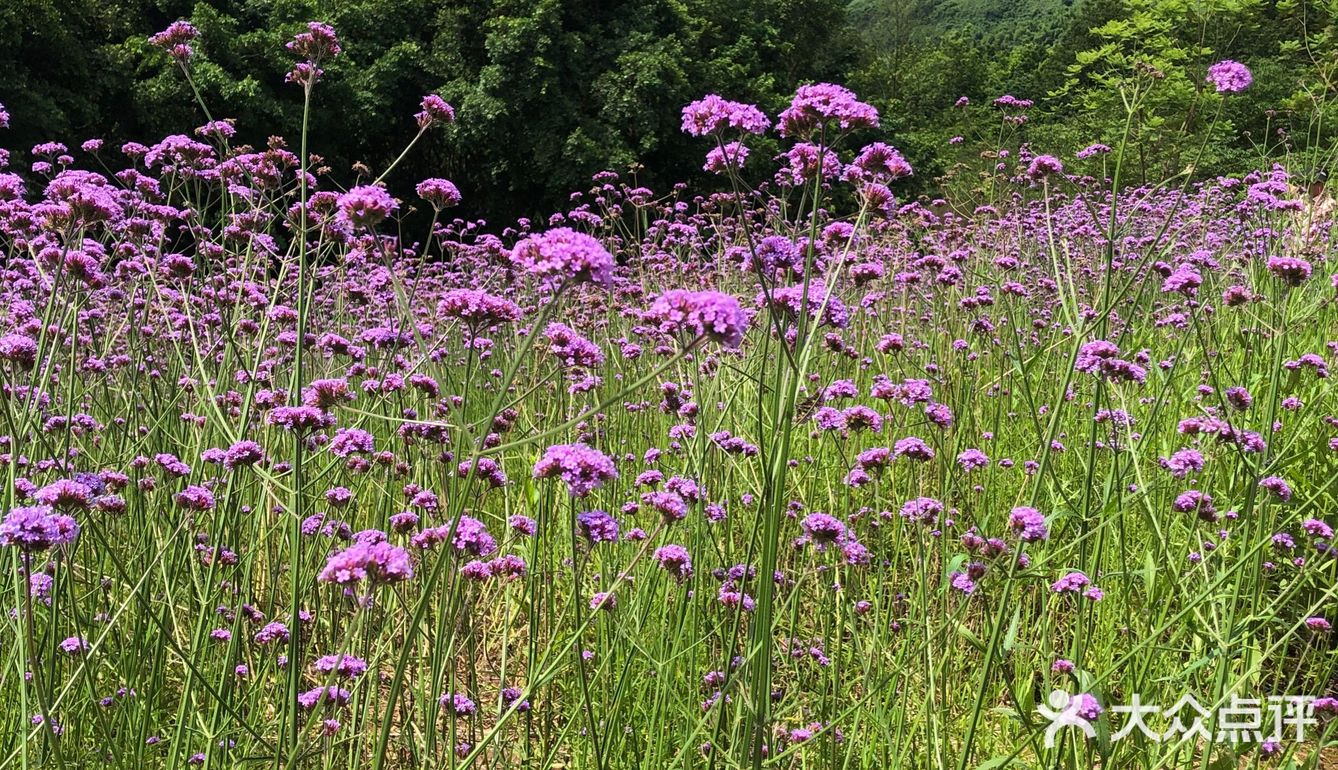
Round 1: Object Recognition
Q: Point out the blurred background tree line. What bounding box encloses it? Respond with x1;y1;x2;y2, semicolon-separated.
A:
3;0;1338;221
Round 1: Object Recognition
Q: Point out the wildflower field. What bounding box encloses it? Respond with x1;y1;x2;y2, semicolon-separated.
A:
1;20;1336;770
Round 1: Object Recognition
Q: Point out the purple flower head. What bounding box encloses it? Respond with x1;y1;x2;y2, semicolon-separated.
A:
779;142;842;184
488;554;527;581
823;379;858;401
337;185;398;229
438;289;522;329
1009;506;1048;542
1051;571;1091;594
149;21;200;60
313;654;368;679
654;544;694;582
298;686;351;710
501;686;531;712
893;436;935;462
842;405;882;432
1159;265;1201;297
778;83;879;137
642;490;689;523
1026;155;1063;180
511;227;615;287
801;512;846;548
303;378;355;409
900;497;942;525
576;510;620;544
318;540;414;586
1076;339;1120;362
1074;340;1146;384
175;485;215;511
542;322;604;368
957;448;989;472
458;457;509;488
647;290;748;349
415;95;455;129
1302;518;1334;539
850;142;912;181
224;440;266;469
1159;448;1204;479
59;636;89;655
35;479;93;509
1076;143;1111;159
254;621;289;645
681;95;770;137
1258;476;1292;502
1173;490;1217;522
1266;256;1312;286
268;406;336;433
287;22;341;62
743;235;802;277
195;120;233;140
417;177;461;209
1;506;79;552
440;692;477;717
1224;386;1252;411
1067;693;1103;720
759;283;849;329
0;334;38;369
534;443;618;497
1206;60;1252;93
993;94;1034;110
451;516;497;556
704;142;749;173
950;571;975;594
331;428;377;457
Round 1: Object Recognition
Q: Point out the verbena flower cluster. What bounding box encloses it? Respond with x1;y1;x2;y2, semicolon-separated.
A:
0;27;1330;769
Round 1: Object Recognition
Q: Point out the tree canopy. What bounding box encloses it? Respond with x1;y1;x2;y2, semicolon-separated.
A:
3;0;1337;220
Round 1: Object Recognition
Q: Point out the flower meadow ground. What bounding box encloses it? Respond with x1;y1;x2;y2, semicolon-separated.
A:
0;22;1336;770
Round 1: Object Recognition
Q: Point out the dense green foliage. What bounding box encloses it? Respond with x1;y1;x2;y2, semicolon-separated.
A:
0;0;854;219
850;0;1338;194
4;0;1338;219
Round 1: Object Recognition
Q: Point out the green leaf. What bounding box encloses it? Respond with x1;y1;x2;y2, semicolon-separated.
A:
1003;607;1021;652
955;621;986;653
